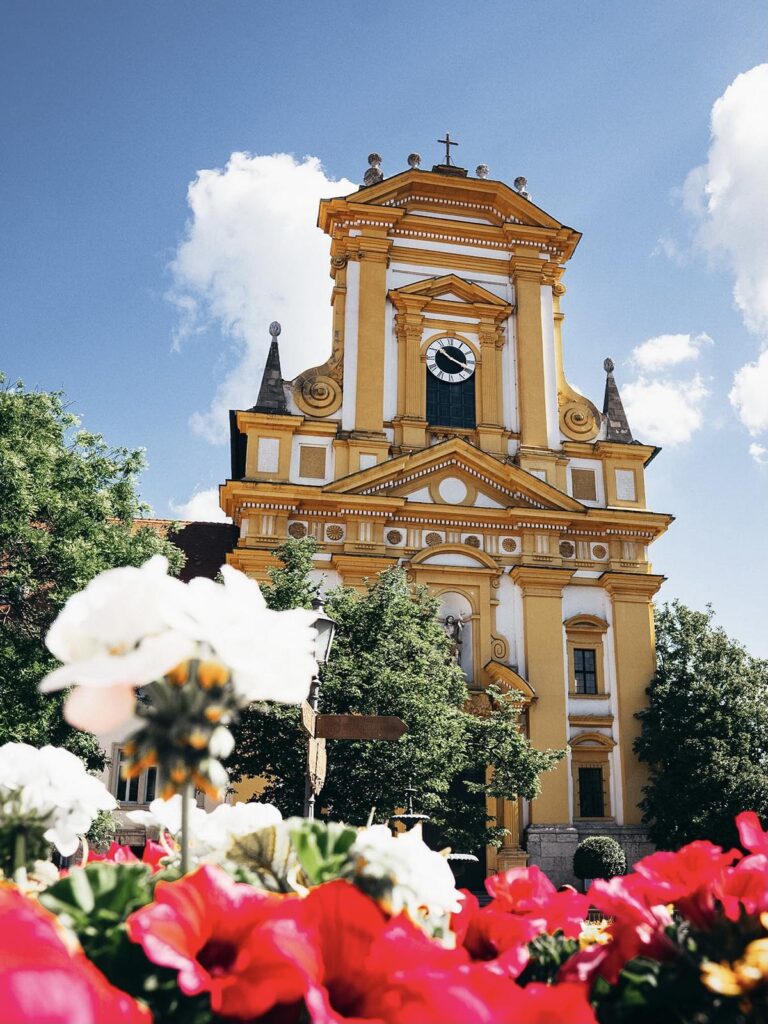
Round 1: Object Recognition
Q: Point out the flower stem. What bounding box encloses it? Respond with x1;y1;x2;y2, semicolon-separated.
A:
13;828;28;888
180;782;192;875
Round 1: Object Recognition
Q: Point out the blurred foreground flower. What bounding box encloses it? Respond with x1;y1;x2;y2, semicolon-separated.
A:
0;742;115;882
128;794;282;864
0;884;150;1024
39;556;317;802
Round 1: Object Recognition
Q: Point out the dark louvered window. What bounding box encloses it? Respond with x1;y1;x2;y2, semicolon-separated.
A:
578;767;605;817
426;376;476;429
574;648;598;694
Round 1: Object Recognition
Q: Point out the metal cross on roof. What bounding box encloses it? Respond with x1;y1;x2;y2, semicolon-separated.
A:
437;132;459;166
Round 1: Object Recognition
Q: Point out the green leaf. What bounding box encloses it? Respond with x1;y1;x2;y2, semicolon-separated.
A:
290;820;358;885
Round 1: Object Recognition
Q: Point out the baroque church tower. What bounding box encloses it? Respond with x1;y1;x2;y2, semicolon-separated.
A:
220;146;672;882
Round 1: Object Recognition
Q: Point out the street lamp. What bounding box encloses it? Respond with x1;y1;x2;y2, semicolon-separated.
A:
311;596;336;667
303;597;337;819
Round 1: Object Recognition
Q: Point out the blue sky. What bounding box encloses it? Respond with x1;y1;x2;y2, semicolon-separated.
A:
2;2;766;655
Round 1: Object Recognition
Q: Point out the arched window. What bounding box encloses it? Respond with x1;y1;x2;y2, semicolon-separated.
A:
569;733;615;820
426;374;476;429
564;615;609;696
424;337;476;429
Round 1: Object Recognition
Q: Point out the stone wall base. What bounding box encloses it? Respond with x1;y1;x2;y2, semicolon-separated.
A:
525;823;653;888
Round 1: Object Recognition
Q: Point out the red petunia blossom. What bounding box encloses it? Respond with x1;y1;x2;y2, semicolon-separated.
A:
298;879;543;1024
0;884;150;1024
513;982;597;1023
561;874;676;985
483;866;590;939
126;864;318;1020
451;890;535;977
736;811;768;856
88;840;166;873
631;840;741;929
716;854;768;921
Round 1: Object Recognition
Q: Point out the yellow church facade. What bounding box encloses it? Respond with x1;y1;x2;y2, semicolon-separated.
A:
219;152;672;883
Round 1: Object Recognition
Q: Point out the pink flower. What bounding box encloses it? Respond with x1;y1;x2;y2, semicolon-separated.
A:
632;840;741;928
127;865;316;1020
0;885;150;1024
484;866;590;939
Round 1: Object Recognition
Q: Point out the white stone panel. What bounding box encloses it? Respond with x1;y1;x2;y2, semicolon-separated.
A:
567;458;606;507
290;436;334;484
359;453;378;471
383;298;398;421
475;490;504;509
495;573;521;672
256;437;280;473
309;568;342;595
615;469;637;501
421;552;485;567
540;285;561;449
405;486;433;503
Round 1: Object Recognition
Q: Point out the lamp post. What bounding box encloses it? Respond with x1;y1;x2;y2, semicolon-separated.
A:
303;597;337;819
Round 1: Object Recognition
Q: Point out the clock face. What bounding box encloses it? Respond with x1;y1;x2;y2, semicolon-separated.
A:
425;338;476;383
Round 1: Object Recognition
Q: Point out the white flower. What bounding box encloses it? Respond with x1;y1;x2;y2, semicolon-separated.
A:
0;743;116;857
178;565;318;705
349;823;462;927
40;556;195;732
128;796;282;863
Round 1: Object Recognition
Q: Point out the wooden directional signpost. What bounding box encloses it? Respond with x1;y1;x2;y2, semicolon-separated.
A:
301;694;408;817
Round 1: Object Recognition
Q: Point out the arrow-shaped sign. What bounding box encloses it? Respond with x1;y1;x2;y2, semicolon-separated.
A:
301;702;407;741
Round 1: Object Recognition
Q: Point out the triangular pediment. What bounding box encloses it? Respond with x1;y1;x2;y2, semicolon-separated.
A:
326;438;584;513
392;274;509;308
323;169;569;231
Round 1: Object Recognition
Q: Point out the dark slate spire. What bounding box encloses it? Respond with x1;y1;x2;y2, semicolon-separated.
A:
251;321;288;415
602;357;633;443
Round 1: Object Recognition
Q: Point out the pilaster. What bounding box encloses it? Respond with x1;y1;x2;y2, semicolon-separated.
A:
509;253;549;449
354;233;393;435
600;573;665;825
511;566;574;823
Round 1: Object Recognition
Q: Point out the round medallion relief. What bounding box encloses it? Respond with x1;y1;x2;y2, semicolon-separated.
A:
288;522;307;539
325;525;344;542
501;537;518;553
425;532;443;547
386;529;403;545
464;535;481;548
438;476;468;505
559;541;575;558
592;544;608;560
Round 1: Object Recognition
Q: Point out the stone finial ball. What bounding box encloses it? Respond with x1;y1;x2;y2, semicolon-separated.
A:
269;321;281;337
604;357;615;373
368;153;382;166
407;153;421;168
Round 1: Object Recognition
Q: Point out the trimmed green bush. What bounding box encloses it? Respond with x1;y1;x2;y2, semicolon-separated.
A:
573;835;626;881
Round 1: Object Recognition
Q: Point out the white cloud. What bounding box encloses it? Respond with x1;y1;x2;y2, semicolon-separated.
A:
729;349;768;435
749;443;768;465
169;152;356;443
630;332;713;372
170;487;230;523
622;374;709;447
683;64;768;336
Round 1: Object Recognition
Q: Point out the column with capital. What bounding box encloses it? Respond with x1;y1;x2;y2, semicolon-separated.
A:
511;566;574;824
476;317;506;453
355;233;393;435
508;251;550;451
601;573;665;824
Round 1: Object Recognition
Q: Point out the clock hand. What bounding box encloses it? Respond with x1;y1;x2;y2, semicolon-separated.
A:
439;349;471;370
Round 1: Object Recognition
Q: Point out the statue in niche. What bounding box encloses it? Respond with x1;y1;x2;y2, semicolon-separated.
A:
444;614;465;665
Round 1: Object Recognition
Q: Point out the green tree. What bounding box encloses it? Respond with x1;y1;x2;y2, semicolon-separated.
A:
0;378;183;766
635;601;768;850
229;538;561;853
